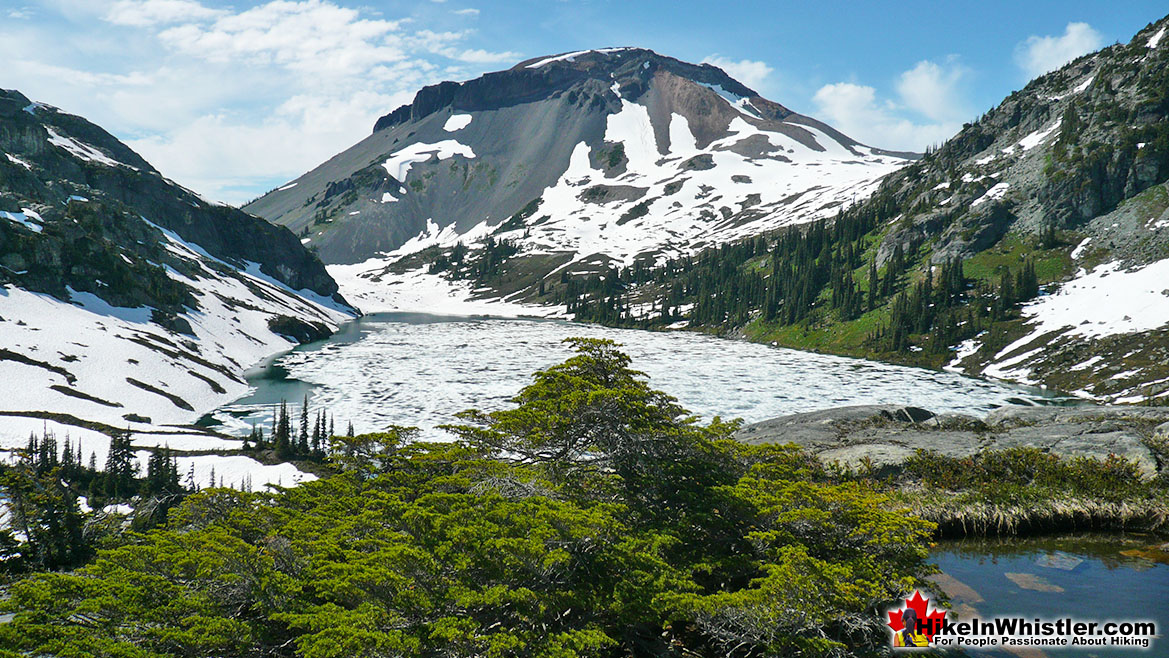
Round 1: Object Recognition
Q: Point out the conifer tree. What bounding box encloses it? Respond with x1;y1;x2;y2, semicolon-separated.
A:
104;433;137;499
299;395;310;453
274;401;293;460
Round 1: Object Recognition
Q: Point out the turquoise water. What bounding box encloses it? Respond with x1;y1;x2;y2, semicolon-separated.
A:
930;535;1169;656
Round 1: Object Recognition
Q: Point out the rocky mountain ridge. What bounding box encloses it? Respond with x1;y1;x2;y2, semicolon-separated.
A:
245;48;914;313
858;16;1169;401
0;89;355;457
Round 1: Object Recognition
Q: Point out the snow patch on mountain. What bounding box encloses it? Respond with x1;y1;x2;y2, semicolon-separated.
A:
526;48;633;68
1015;119;1062;152
971;181;1010;207
382;140;476;183
5;153;32;170
443;114;473;131
668;113;698;153
1147;26;1166;49
1012;259;1169;342
604;99;658;175
328;260;567;318
134;451;316;490
697;82;763;119
387;218;496;260
0;209;43;233
0;417;113;465
44;127;134;169
960;258;1169;389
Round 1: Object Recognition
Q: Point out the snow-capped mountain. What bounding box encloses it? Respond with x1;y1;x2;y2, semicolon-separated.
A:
246;48;914;312
0;88;355;477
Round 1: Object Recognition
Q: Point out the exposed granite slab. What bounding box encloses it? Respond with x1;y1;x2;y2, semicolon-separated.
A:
735;404;1166;476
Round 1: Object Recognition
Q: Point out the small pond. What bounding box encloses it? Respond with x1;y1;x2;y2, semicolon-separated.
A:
929;534;1169;656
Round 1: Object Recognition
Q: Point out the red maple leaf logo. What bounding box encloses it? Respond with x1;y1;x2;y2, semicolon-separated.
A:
886;590;947;642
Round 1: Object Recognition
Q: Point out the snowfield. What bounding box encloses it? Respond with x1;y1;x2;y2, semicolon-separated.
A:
1005;259;1169;345
950;258;1169;397
0;215;353;478
328;262;567;317
133;451;317;490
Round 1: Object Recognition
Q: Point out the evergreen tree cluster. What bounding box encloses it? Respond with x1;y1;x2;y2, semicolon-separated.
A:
548;194;1046;357
878;257;968;353
0;427;194;572
556;196;915;331
262;395;338;463
428;237;518;285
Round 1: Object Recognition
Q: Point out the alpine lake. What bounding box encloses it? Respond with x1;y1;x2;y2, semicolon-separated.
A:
202;313;1167;654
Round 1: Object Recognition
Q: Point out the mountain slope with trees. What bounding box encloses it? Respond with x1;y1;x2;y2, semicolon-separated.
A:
0;88;356;447
506;13;1169;403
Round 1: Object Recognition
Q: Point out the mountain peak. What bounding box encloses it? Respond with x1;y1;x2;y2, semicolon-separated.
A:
253;48;913;274
512;47;650;70
373;47;783;133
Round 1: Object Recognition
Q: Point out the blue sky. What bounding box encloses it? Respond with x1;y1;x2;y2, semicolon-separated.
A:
4;0;1166;203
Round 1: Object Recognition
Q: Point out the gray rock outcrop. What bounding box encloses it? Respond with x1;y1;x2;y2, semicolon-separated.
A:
736;404;1169;477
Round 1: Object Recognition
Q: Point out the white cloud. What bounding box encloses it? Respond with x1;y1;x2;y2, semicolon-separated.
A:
105;0;225;26
456;48;522;64
454;8;479;16
9;59;155;89
155;2;412;75
701;55;773;92
896;58;969;122
1016;22;1103;79
127;88;415;202
813;57;970;151
8;0;523;204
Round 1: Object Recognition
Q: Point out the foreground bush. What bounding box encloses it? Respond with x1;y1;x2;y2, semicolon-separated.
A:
0;339;933;657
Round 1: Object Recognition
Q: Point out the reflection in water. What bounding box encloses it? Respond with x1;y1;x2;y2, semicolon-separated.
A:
204;313;1071;439
930;534;1169;657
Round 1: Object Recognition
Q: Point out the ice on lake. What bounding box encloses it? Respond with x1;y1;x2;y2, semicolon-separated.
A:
206;313;1065;440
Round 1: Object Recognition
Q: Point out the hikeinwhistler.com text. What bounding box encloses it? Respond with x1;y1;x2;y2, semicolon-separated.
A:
922;617;1157;650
